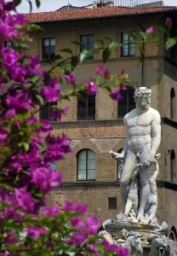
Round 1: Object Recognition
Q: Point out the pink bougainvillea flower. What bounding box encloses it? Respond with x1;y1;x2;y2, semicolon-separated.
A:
31;167;63;192
27;226;48;240
110;88;123;101
66;231;87;245
85;216;101;235
165;17;173;29
15;187;35;212
65;72;76;84
145;26;156;33
6;92;31;111
86;80;97;96
96;65;110;79
41;78;61;103
40;207;61;217
64;201;74;212
75;202;87;214
0;129;8;143
71;217;84;228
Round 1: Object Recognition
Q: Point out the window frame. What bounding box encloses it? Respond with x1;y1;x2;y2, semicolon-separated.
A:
170;150;176;182
118;86;135;118
108;197;117;209
120;32;136;57
77;94;96;120
39;104;57;122
77;149;96;181
170;88;175;120
80;34;94;60
42;37;56;61
4;41;12;48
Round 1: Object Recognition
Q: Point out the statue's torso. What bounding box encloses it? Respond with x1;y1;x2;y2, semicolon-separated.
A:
125;108;156;153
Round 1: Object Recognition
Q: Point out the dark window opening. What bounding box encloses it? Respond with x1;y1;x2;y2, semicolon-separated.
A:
121;32;135;57
77;149;96;181
108;197;117;209
77;94;95;120
170;88;175;120
40;105;57;122
170;150;176;182
80;35;94;60
169;227;177;241
4;41;12;48
42;38;55;61
118;86;135;118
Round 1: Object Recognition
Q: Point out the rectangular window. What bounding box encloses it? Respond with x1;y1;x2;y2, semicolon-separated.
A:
121;32;135;57
42;38;56;61
108;197;117;209
4;41;12;48
77;95;95;120
80;35;94;60
118;86;135;118
77;150;96;181
40;105;57;122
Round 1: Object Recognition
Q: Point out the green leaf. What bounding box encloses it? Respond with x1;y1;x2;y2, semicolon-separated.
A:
166;37;177;50
80;50;90;63
35;94;44;105
14;0;22;6
53;54;63;61
70;56;79;69
140;31;148;42
35;0;41;8
60;48;73;54
103;36;112;42
95;38;105;46
102;47;111;63
28;24;42;32
22;142;30;152
109;41;119;50
71;41;84;47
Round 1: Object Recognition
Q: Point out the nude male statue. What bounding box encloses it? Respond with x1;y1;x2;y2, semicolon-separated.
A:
110;87;161;223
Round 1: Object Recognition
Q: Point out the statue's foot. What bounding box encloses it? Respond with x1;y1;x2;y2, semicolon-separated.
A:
137;213;151;225
137;212;144;222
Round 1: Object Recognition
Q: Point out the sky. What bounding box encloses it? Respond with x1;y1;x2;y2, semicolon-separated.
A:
17;0;177;13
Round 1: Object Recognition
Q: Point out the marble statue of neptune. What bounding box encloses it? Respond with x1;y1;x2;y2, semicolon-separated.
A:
110;87;161;224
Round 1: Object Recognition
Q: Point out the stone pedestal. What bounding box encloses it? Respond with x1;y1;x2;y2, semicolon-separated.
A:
102;215;177;255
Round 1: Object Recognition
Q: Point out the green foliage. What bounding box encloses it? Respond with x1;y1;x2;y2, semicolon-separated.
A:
166;37;177;50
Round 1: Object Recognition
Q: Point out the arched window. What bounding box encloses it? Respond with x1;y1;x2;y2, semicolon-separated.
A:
77;94;95;120
169;226;177;241
170;150;176;182
77;149;96;181
170;88;175;119
118;86;135;118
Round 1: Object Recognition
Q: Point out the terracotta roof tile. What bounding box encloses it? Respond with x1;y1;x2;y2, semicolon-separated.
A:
25;6;177;23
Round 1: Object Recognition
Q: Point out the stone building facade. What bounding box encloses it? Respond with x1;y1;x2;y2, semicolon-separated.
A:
26;4;177;240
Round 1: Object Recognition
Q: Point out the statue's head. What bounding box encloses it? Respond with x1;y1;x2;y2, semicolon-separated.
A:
134;87;152;111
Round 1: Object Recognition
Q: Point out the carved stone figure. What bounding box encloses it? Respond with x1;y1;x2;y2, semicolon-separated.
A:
104;87;177;254
110;87;161;224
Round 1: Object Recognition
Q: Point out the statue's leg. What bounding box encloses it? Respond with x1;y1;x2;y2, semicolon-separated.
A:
124;199;133;217
120;150;137;207
137;167;150;221
147;176;158;221
148;201;157;222
125;180;138;216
